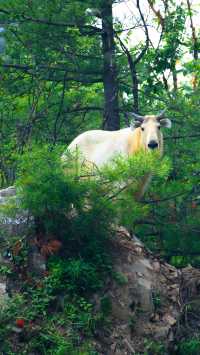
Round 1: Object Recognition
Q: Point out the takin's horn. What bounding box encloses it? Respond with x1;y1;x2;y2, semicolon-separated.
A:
129;112;145;122
157;109;167;120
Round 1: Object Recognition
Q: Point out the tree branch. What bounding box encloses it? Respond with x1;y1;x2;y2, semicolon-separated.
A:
134;0;150;65
147;0;164;29
0;8;102;35
1;63;102;84
164;134;200;140
142;190;190;204
1;63;101;75
186;0;198;61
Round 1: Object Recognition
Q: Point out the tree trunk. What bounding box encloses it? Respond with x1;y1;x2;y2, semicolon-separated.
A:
101;0;119;131
125;51;139;113
186;0;198;88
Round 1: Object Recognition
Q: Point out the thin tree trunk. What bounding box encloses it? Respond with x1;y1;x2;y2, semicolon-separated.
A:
186;0;198;88
114;0;149;114
172;67;178;91
115;34;139;113
187;0;198;61
130;62;139;113
101;0;119;130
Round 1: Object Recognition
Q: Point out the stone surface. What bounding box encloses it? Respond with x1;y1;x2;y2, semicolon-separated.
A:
0;186;16;202
163;314;177;326
137;277;153;313
29;246;46;275
0;186;44;277
154;325;170;340
0;280;8;308
93;227;200;354
0;186;30;239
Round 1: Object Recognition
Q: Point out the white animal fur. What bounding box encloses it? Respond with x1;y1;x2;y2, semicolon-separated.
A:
62;115;171;198
64;128;135;167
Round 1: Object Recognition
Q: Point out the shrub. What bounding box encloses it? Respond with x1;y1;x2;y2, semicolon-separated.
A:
178;337;200;355
0;145;170;353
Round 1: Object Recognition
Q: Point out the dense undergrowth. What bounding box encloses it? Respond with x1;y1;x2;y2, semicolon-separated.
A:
2;146;200;354
0;146;170;354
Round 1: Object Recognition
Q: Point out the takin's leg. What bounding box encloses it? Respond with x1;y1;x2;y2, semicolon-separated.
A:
135;173;152;201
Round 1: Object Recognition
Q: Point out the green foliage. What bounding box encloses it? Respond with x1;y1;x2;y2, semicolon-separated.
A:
143;339;166;355
15;146;113;277
100;296;112;316
152;291;162;310
133;95;200;267
16;145;170;234
128;315;136;332
1;0;200;352
0;0;200;275
178;337;200;355
48;258;103;294
112;271;128;285
0;259;101;354
0;264;12;276
0;144;170;353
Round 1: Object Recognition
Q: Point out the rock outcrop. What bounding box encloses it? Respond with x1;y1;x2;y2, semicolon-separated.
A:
0;186;46;301
0;186;29;237
92;227;200;354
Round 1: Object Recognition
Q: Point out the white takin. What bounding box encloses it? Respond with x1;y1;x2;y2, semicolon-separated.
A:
62;111;172;198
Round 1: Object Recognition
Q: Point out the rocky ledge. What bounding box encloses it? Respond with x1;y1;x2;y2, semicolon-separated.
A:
92;227;200;354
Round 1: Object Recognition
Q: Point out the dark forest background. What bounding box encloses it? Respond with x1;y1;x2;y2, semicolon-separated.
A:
1;0;200;265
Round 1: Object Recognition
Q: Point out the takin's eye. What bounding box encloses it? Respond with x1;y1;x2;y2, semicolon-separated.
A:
158;125;161;130
141;127;144;131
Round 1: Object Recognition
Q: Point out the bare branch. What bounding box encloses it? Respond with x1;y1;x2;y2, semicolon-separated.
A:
186;0;198;61
164;134;200;140
0;8;102;35
1;63;101;75
186;0;198;88
1;63;102;84
142;191;190;204
134;0;150;65
53;72;67;144
147;0;164;29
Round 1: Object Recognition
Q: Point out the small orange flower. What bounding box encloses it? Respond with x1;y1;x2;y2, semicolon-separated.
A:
43;270;49;277
16;318;25;328
40;240;62;256
191;202;197;209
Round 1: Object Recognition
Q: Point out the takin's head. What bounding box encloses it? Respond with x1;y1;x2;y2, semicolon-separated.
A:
130;110;171;151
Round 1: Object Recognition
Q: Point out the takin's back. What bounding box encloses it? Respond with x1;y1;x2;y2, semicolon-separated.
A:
63;127;140;168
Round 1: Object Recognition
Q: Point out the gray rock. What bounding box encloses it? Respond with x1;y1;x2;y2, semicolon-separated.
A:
154;325;170;340
0;186;31;239
163;314;177;326
0;186;45;279
129;258;154;313
131;258;153;276
0;36;5;54
29;246;46;275
137;277;153;313
0;186;16;199
0;281;9;308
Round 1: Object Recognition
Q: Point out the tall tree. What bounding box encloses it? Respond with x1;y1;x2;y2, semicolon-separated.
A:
101;0;119;130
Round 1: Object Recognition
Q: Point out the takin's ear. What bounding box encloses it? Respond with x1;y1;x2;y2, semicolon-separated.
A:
130;120;142;130
159;118;172;129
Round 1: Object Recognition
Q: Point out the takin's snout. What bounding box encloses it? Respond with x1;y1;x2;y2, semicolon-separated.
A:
148;140;159;150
